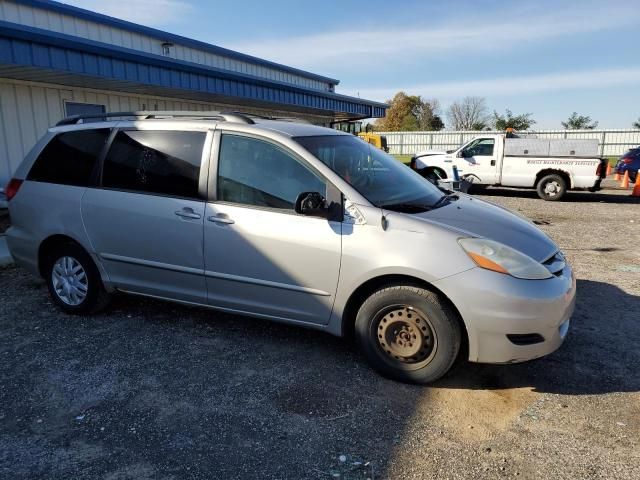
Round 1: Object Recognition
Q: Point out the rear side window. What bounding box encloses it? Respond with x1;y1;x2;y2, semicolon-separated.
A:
27;129;110;186
102;130;206;199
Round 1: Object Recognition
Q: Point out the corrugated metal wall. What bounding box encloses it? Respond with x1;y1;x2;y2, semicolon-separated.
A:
0;0;332;92
0;78;332;187
378;130;640;156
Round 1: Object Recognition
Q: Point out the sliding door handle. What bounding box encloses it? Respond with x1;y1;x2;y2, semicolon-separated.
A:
175;208;201;220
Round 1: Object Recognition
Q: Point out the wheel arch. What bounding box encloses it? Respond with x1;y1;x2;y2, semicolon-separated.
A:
37;234;89;277
341;274;469;356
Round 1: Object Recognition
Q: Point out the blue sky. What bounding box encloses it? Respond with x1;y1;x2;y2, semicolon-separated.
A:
66;0;640;129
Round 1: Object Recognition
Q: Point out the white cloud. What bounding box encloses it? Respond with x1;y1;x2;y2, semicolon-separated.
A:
62;0;193;27
347;68;640;102
228;3;640;70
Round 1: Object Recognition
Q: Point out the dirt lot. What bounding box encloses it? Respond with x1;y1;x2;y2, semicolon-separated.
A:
0;187;638;480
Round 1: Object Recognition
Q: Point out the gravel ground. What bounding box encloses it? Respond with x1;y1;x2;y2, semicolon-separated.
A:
0;187;638;480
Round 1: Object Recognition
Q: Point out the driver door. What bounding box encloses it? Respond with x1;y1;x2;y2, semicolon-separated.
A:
459;138;499;184
203;132;342;325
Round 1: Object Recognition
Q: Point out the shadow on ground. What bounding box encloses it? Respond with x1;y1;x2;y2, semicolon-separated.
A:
478;187;640;204
1;266;638;479
434;279;640;395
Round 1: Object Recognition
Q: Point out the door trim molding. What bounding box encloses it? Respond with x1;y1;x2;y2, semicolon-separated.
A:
100;253;204;276
204;269;331;296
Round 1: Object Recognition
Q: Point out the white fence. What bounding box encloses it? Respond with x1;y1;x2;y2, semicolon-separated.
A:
377;129;640;157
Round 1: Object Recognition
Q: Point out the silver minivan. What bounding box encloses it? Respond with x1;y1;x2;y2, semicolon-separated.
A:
4;112;576;384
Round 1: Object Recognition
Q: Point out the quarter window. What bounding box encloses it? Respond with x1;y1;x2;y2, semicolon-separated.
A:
27;129;110;186
102;130;205;198
217;135;326;210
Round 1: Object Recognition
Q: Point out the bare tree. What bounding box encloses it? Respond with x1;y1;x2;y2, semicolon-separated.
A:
633;117;640;129
446;97;488;130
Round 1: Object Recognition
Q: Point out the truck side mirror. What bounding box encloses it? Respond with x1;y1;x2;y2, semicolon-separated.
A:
457;151;464;158
295;192;328;218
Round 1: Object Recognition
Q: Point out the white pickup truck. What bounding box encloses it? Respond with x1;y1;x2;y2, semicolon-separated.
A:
411;133;607;200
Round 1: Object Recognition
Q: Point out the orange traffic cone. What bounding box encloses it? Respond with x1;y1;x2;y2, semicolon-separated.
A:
606;163;612;176
615;171;621;182
632;176;640;197
621;171;630;188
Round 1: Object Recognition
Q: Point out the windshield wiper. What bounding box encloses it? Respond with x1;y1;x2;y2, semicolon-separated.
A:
379;202;432;213
431;193;460;209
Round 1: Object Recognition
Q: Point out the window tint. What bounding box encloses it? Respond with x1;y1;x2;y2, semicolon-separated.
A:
102;130;205;198
218;135;325;210
27;129;110;186
463;138;495;157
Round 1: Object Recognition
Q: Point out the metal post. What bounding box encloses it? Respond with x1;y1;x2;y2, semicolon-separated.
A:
600;131;606;157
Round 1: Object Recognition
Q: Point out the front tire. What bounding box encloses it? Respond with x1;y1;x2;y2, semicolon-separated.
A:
355;285;462;384
44;243;111;315
536;174;567;201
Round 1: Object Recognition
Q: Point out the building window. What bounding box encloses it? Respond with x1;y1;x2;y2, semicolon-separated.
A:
161;42;173;56
64;102;106;122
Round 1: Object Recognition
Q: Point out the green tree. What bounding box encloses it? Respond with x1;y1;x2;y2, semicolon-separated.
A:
375;92;443;131
633;117;640;129
561;112;598;130
492;109;535;131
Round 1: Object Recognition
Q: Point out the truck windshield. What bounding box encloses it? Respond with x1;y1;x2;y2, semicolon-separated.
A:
294;135;444;210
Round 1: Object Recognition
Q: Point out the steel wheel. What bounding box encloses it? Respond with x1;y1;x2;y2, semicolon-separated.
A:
375;305;437;367
51;256;88;306
543;180;561;197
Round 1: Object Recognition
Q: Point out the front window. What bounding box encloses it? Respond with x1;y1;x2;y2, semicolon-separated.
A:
218;134;326;211
294;135;444;209
462;138;495;157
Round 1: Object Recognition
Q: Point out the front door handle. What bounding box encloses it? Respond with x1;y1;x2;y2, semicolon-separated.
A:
175;208;201;220
491;160;496;166
208;213;235;225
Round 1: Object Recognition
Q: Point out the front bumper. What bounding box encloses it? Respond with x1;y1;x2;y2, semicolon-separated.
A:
434;263;576;364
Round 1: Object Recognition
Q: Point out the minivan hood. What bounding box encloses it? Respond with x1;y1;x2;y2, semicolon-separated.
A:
408;195;558;262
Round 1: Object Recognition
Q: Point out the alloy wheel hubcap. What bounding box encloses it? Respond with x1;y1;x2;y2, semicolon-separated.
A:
52;256;88;306
376;306;436;365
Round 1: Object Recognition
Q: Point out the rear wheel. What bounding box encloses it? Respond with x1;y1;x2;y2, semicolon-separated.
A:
355;285;462;384
536;174;567;201
44;243;111;314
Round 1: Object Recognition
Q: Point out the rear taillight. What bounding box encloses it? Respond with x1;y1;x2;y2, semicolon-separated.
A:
596;163;602;175
4;178;23;201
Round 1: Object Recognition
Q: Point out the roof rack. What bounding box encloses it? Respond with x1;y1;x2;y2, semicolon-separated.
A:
55;110;256;126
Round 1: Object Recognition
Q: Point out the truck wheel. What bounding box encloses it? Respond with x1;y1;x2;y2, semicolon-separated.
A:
537;174;567;201
355;285;461;384
44;243;111;315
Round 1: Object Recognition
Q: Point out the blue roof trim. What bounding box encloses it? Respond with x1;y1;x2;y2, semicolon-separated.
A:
16;0;340;86
0;21;387;117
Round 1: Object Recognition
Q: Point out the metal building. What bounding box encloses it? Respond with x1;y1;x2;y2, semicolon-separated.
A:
0;0;387;192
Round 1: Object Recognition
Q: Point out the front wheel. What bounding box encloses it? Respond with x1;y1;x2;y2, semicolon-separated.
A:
536;174;567;201
355;285;462;384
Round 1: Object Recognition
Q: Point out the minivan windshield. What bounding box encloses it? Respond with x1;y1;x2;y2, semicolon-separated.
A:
294;135;445;210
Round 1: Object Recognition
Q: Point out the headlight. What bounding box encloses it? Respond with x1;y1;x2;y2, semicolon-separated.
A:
458;238;552;280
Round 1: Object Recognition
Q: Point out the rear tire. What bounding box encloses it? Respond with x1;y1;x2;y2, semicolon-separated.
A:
44;243;111;315
536;174;567;201
355;285;462;384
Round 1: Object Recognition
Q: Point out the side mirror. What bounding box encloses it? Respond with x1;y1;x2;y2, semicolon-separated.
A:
456;151;464;158
295;192;328;218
